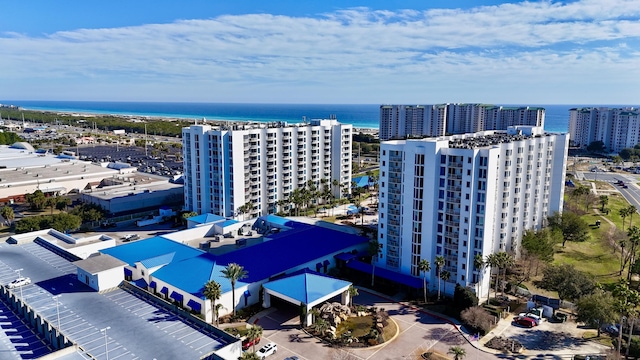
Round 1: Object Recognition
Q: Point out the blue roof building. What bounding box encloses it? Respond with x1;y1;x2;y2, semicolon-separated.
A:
98;216;367;325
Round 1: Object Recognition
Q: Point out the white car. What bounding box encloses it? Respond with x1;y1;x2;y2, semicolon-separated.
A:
7;277;31;289
121;234;139;242
256;343;277;358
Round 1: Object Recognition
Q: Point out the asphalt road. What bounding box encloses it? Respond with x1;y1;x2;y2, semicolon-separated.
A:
581;171;640;210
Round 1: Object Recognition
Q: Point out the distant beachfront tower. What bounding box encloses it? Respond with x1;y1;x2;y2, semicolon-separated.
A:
182;118;352;219
379;104;545;141
569;107;640;153
377;126;568;300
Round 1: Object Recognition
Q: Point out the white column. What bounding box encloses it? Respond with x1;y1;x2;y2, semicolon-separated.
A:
341;290;350;306
262;292;271;308
305;305;313;326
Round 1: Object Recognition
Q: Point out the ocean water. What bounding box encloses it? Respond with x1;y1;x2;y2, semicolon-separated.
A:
1;100;629;133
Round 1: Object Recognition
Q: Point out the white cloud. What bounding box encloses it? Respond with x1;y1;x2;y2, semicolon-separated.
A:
0;0;639;103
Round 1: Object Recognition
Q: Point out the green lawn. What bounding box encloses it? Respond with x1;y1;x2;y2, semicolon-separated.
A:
554;191;628;285
336;316;373;338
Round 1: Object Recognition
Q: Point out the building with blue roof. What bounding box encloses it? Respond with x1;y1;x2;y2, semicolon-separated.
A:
262;270;352;326
97;215;368;324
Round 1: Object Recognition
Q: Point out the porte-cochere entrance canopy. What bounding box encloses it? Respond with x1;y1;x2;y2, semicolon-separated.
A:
262;271;352;326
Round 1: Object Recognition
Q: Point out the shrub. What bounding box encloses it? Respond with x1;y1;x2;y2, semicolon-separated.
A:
461;306;494;335
453;284;478;310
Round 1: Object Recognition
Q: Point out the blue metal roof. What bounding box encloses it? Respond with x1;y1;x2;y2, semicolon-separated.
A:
188;213;226;224
215;221;368;282
263;214;293;227
100;237;203;267
151;253;244;298
346;260;424;288
263;272;351;305
139;252;175;269
220;219;239;227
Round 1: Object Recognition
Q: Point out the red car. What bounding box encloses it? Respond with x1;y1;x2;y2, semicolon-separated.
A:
514;317;536;328
242;337;260;350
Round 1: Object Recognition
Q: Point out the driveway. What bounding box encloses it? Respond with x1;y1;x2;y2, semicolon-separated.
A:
251;290;494;360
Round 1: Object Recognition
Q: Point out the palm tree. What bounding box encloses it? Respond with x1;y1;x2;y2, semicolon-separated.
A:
203;280;222;325
221;263;248;317
620;207;630;230
246;325;263;353
485;253;501;302
440;270;451;297
629;205;637;228
314;318;330;336
473;254;485;299
348;285;359;308
239;351;260;360
215;303;225;326
434;255;445;300
496;252;514;295
418;259;431;303
369;240;380;287
599;195;609;212
448;346;466;360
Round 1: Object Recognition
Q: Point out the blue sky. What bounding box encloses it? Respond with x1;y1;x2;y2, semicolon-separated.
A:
1;0;639;104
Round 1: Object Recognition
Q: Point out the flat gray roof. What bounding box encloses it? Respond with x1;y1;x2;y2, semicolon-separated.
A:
74;254;126;274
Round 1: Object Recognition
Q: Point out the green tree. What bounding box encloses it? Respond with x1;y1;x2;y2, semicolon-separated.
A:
418;259;431;303
238;351;260;360
348;285;359;308
599;195;609;212
203;280;222;325
496;252;514;295
538;264;596;301
440;270;451;297
26;190;47;210
369;239;381;287
15;216;42;233
620;207;631;231
48;213;82;233
55;197;71;212
521;229;557;277
0;206;15;225
576;289;618;337
45;196;57;215
587;141;605;153
448;346;466;360
547;211;589;246
221;263;248;317
626;226;640;281
485;253;501;301
245;325;263;353
434;255;445;300
613;280;640;355
628;205;638;228
181;211;198;225
453;283;479;310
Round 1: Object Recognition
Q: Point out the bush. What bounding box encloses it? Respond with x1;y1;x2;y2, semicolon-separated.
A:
460;306;494;335
453;284;478;310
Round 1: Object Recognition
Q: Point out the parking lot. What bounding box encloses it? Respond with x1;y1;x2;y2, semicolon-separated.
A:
495;315;609;356
0;241;231;360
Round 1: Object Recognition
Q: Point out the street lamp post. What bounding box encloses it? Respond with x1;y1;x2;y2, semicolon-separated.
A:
100;326;111;360
14;268;24;299
53;295;61;331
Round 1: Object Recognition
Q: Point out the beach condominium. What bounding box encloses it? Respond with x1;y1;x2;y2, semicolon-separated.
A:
569;107;640;153
377;126;568;299
379;104;545;141
182;119;352;218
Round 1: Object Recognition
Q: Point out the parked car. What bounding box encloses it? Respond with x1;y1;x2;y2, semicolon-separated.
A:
256;343;277;358
7;277;31;289
284;357;299;360
603;324;620;336
553;312;568;323
121;234;139;242
518;312;541;325
514;316;536;328
242;336;260;350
